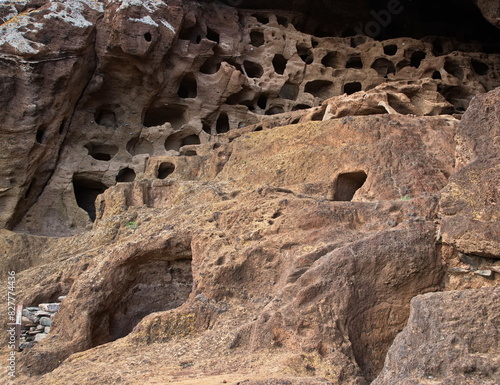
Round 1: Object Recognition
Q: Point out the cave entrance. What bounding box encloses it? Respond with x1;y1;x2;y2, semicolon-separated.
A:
334;171;367;201
91;249;193;346
72;177;107;222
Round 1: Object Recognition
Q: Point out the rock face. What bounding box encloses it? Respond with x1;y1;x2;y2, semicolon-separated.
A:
373;288;500;385
0;1;499;385
1;0;500;235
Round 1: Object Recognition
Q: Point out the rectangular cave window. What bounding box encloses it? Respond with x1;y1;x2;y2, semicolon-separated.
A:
334;171;367;201
143;105;187;129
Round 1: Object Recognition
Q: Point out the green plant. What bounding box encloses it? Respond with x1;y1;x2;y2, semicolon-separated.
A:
400;194;411;201
125;221;138;229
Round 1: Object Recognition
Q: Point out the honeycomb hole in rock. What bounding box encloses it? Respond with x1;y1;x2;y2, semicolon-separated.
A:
250;30;265;47
72;177;107;222
35;126;47;144
371;58;396;78
344;82;362;95
383;44;398;56
438;85;472;112
144;32;152;42
276;15;288;27
206;27;219;43
94;107;117;128
272;54;287;74
410;51;426;68
243;60;263;78
200;57;221;74
322;51;341;69
216;112;230;134
126;137;154;156
165;133;200;152
334;171;367;201
266;106;285;115
257;95;268;109
252;13;269;24
225;59;243;73
297;44;313;64
279;83;299;100
179;24;203;44
305;80;333;100
157;162;175;179
292;104;312;111
177;73;197;99
202;122;212;134
444;58;464;80
396;60;410;71
93;251;193;345
84;143;118;161
346;56;363;69
471;59;489;76
143;105;186;129
116;168;136;183
432;70;442;80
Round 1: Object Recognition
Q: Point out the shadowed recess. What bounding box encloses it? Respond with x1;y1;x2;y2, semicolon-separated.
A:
72;177;107;222
334;171;367;201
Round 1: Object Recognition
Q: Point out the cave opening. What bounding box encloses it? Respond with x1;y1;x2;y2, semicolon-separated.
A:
243;60;264;78
92;249;193;346
206;27;220;43
84;143;118;161
35;126;46;144
116;168;136;183
304;80;334;99
410;51;426;68
94;107;117;128
157;162;175;179
272;54;288;74
471;58;489;76
266;106;285;115
177;73;198;99
279;83;299;100
322;51;341;69
200;57;222;74
344;82;362;95
383;44;398;56
297;44;314;64
371;58;396;77
165;132;200;152
216;112;230;133
346;56;363;69
334;171;367;201
143;105;187;129
250;30;265;47
72;177;107;222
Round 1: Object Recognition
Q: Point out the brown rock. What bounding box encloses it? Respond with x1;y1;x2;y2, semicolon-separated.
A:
373;287;500;385
440;88;500;259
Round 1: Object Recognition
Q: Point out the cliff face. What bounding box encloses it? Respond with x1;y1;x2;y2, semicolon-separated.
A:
0;1;499;384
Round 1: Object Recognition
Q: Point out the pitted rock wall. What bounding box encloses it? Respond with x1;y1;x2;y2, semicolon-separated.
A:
1;0;500;235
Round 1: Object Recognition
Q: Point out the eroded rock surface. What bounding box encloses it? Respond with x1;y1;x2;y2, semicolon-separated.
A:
0;1;499;385
1;0;500;235
373;288;500;385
